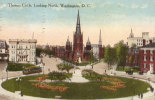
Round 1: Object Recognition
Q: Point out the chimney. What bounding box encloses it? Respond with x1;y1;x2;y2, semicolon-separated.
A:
143;39;146;46
149;40;152;44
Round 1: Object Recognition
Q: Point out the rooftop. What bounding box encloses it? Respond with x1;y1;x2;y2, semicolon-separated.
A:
9;39;37;43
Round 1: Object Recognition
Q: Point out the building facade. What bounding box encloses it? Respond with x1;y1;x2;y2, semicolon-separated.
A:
126;48;139;67
139;43;155;74
0;40;9;61
53;11;104;63
9;39;37;64
127;29;155;48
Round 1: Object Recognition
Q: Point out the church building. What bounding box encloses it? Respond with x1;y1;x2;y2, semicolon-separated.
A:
63;10;104;63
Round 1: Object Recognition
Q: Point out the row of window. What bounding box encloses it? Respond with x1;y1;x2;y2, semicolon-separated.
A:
143;56;154;61
11;51;35;55
137;39;150;43
11;45;35;49
143;50;154;54
143;64;153;68
11;57;35;62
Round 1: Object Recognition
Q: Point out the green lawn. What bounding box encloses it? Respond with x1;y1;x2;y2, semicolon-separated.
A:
7;63;36;71
116;67;140;72
2;74;150;99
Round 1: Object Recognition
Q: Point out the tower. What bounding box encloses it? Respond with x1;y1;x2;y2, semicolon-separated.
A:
99;29;102;46
129;28;134;38
86;37;91;51
66;36;71;52
98;29;103;59
73;10;83;62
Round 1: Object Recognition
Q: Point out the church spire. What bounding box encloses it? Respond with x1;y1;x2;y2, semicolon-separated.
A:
86;37;91;45
75;10;81;35
99;29;102;46
66;36;70;46
129;28;134;38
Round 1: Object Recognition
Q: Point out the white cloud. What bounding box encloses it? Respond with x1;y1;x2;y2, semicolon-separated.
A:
0;4;6;9
100;1;111;7
131;4;139;8
117;3;128;8
141;4;148;9
131;4;148;9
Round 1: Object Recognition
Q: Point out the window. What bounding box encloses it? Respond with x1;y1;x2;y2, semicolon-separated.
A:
144;64;147;68
144;50;146;54
144;56;147;61
151;50;153;54
150;56;153;61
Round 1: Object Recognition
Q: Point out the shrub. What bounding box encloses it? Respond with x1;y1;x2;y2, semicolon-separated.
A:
48;71;72;81
7;63;35;71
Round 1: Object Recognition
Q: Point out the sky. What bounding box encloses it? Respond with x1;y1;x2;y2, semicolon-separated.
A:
0;0;155;46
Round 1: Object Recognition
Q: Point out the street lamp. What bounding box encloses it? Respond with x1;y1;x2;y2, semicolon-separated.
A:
6;70;8;80
16;77;22;91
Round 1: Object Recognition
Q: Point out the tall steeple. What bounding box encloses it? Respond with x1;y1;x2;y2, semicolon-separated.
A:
99;29;102;46
86;37;91;45
66;36;70;46
75;10;81;35
129;28;134;38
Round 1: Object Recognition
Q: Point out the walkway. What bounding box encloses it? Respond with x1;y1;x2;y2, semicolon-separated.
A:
1;57;155;100
70;69;89;83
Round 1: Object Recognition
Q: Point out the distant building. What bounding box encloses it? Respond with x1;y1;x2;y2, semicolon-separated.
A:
9;39;37;64
0;40;9;61
126;48;139;67
139;43;155;74
127;29;155;48
50;10;104;63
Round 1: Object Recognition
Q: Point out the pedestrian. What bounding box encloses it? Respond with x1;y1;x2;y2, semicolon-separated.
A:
105;70;106;73
21;91;23;97
141;93;143;99
138;94;140;98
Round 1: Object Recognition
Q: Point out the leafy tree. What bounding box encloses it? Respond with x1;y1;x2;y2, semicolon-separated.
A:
48;71;66;81
57;64;73;73
114;40;128;68
104;45;117;69
36;48;57;57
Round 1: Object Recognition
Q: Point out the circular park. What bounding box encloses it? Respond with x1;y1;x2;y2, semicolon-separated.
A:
1;69;151;99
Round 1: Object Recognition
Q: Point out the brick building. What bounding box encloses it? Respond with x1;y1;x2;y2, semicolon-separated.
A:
51;10;104;63
139;43;155;74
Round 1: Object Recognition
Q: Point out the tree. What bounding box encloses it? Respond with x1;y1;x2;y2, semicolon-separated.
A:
104;45;117;69
48;71;66;81
114;40;128;68
57;64;73;73
64;64;74;73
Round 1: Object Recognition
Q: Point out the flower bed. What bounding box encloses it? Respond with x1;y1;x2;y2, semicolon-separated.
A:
36;76;48;81
101;78;126;91
101;86;117;91
32;83;68;92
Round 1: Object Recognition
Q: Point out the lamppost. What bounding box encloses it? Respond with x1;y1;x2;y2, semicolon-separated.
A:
42;62;45;75
131;77;135;100
6;70;8;80
16;77;22;91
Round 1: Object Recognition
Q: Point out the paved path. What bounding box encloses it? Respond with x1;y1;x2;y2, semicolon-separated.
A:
1;57;155;100
70;69;89;83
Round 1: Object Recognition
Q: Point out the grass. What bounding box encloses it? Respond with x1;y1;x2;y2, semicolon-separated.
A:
2;74;150;99
7;63;36;71
116;67;140;72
